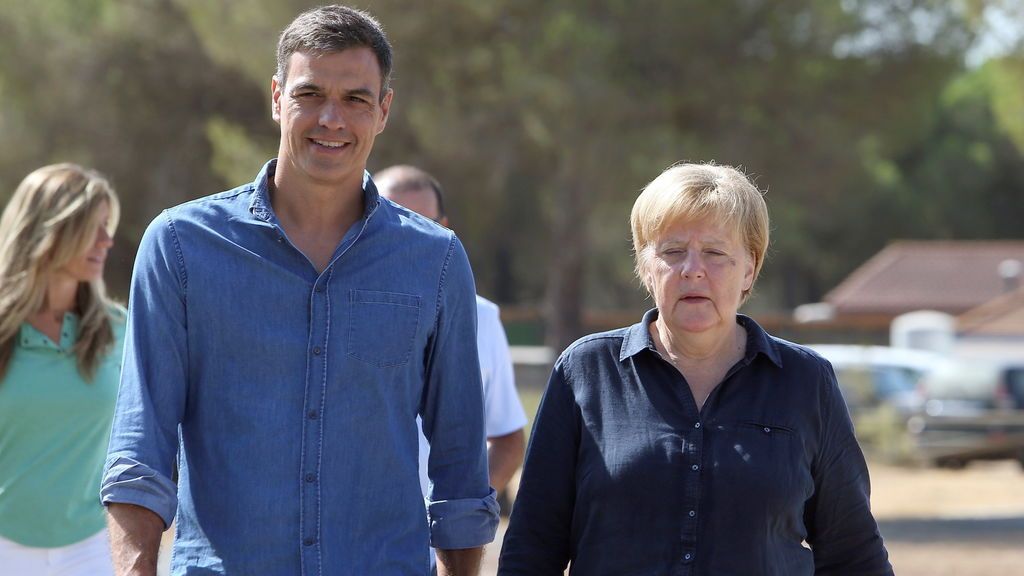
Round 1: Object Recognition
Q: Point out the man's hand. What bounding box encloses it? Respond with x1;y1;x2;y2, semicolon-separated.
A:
436;546;484;576
488;429;526;494
107;503;165;576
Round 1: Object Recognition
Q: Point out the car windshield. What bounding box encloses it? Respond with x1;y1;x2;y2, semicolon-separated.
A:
872;366;923;398
833;365;923;408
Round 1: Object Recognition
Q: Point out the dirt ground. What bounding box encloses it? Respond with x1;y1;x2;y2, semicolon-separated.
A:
158;460;1024;575
870;460;1024;576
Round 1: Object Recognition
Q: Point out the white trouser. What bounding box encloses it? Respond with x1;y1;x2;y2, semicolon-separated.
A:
0;530;113;576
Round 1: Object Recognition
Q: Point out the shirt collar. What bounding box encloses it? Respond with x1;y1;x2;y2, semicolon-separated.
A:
247;159;382;224
18;313;79;352
619;308;783;368
247;159;276;222
619;308;660;361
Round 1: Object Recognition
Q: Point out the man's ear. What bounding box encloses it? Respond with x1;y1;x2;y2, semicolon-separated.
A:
271;75;283;124
376;88;394;134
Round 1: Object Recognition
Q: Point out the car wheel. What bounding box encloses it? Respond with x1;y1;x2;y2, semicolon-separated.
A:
937;457;966;470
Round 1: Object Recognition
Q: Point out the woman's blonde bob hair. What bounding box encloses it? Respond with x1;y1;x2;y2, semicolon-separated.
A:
0;163;121;381
630;162;769;302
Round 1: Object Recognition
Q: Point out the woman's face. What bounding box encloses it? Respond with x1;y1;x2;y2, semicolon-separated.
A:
645;217;754;336
57;201;114;283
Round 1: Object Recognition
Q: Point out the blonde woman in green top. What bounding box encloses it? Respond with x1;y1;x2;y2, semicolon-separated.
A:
0;163;125;575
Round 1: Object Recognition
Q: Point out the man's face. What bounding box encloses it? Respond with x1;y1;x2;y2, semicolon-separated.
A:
272;48;392;189
379;185;444;223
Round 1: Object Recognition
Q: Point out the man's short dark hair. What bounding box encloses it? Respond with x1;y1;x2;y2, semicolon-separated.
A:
276;5;393;98
374;165;446;219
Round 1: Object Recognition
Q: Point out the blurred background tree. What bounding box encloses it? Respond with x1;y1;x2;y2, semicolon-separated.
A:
0;0;1021;350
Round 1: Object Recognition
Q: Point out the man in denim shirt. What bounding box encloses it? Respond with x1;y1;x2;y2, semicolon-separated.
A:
100;6;498;576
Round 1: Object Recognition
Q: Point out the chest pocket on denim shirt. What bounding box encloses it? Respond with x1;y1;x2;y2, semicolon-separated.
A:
712;421;810;514
347;289;421;368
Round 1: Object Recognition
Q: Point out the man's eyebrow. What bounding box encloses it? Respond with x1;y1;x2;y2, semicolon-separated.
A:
288;81;321;93
288;83;378;100
345;87;378;99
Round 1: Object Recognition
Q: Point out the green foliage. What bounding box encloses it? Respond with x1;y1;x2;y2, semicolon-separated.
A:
988;57;1024;152
207;117;275;191
0;0;1021;344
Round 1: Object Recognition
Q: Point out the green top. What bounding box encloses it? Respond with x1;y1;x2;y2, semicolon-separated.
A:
0;310;125;547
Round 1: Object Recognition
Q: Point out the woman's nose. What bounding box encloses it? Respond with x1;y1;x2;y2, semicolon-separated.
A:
680;253;705;279
96;227;114;249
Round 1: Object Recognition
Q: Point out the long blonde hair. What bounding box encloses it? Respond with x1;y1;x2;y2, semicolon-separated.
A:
0;163;122;381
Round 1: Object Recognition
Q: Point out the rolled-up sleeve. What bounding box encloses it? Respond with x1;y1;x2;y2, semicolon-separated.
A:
806;362;893;575
420;235;499;549
101;211;189;528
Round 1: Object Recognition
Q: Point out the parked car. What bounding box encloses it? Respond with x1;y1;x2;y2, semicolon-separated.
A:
806;344;942;461
920;359;1024;414
910;358;1024;469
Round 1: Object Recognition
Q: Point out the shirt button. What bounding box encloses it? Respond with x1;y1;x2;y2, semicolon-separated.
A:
764;427;771;433
684;553;692;560
689;510;696;517
305;473;316;483
316;285;325;293
313;346;322;356
303;537;315;546
308;410;319;419
694;422;701;429
691;464;700;471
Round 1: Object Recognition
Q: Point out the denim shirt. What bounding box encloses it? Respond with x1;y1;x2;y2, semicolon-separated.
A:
499;310;892;576
101;160;498;575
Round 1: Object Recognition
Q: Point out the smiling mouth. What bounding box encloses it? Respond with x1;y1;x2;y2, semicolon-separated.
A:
310;138;349;149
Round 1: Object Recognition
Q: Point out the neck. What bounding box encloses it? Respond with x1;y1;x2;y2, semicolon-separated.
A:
43;275;79;320
652;316;742;366
271;170;365;235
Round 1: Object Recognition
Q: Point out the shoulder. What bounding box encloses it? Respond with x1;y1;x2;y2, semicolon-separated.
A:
475;295;501;324
738;315;834;379
375;197;456;248
556;327;631;372
476;295;499;315
773;336;832;372
105;302;128;325
138;182;254;247
162;183;255;227
759;333;839;402
103;303;128;346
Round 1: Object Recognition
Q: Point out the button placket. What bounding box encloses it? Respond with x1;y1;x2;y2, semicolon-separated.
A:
299;270;331;574
680;419;703;570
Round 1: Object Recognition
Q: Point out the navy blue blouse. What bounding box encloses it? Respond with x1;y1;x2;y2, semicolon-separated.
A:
499;310;892;576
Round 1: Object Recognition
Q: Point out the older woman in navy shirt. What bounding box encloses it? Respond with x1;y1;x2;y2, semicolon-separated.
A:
499;163;892;575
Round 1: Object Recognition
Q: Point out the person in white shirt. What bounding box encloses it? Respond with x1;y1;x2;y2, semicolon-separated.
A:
374;165;528;497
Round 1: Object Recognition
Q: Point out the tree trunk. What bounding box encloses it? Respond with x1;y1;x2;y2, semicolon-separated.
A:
543;176;587;354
